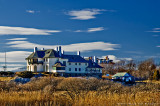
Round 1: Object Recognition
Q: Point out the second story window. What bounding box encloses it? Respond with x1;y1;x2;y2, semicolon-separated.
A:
69;63;71;65
79;63;81;65
63;61;66;66
33;59;38;63
45;58;48;62
75;63;77;65
79;68;81;71
85;63;87;66
75;68;77;71
69;68;71;71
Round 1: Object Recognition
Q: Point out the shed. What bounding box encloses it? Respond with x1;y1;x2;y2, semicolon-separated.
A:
112;72;134;82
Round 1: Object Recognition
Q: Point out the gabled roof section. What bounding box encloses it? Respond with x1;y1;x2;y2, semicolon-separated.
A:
43;49;59;58
112;72;132;77
62;54;88;63
26;51;45;59
26;49;59;59
53;61;65;67
87;59;103;68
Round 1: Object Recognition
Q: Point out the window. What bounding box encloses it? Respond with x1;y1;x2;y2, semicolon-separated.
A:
69;63;71;65
69;68;71;71
43;65;45;71
75;63;77;65
63;61;66;66
34;65;37;72
79;68;81;71
46;65;49;72
27;66;29;71
75;68;77;71
79;63;81;65
45;58;48;62
33;59;38;63
85;63;87;66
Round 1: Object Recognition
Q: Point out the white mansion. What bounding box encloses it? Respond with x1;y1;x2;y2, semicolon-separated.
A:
26;46;103;77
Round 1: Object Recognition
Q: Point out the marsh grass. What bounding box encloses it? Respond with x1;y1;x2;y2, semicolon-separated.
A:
0;77;159;106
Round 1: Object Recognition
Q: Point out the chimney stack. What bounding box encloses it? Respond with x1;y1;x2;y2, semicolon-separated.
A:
34;47;38;52
77;51;80;56
94;56;97;63
59;46;62;57
62;50;64;54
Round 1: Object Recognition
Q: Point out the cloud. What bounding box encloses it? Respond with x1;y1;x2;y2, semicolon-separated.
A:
0;51;31;71
152;35;160;37
26;10;40;14
67;9;107;20
0;51;32;62
87;27;104;32
0;26;61;35
147;28;160;33
0;64;25;67
6;38;120;52
74;27;105;33
7;38;28;41
157;46;160;47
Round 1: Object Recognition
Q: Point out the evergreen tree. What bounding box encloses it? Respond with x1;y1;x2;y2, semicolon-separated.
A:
153;70;160;80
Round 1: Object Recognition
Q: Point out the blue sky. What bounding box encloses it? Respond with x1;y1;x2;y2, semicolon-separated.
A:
0;0;160;71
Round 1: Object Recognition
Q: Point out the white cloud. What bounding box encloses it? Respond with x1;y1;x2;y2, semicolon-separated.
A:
6;39;120;52
74;27;105;33
67;9;106;20
0;51;32;62
7;38;28;41
26;10;35;13
0;64;25;67
87;27;104;32
148;28;160;33
157;46;160;47
26;10;40;14
0;26;61;35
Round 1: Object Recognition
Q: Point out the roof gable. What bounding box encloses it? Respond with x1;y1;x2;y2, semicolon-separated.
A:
44;49;59;58
62;54;88;63
112;72;132;77
87;59;103;68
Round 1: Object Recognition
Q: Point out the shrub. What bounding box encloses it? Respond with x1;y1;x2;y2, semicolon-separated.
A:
153;70;160;80
17;71;34;78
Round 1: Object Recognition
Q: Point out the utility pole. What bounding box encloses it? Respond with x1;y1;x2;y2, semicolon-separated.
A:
3;52;7;71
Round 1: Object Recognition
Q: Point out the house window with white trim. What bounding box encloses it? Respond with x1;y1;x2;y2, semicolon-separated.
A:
46;65;49;72
45;58;48;62
69;68;71;71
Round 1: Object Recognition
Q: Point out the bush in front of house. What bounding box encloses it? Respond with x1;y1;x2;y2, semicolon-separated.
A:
17;71;34;78
0;71;15;76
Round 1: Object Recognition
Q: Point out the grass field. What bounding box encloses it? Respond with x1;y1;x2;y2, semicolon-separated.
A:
0;77;15;82
0;77;159;106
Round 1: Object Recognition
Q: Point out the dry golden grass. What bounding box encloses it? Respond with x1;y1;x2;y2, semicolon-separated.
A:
0;77;14;81
0;77;159;106
136;80;160;84
0;91;159;106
